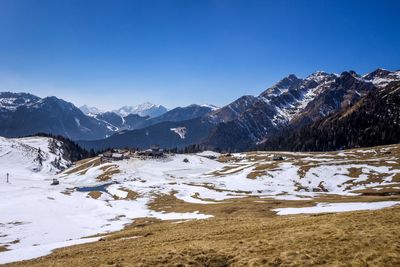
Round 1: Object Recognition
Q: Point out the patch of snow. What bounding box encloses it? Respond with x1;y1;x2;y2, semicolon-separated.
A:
197;151;221;158
0;237;100;264
273;201;400;215
74;117;80;127
114;102;167;118
170;127;187;139
201;104;219;111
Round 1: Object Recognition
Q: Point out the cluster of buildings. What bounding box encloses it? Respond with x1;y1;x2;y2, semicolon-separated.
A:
99;145;165;161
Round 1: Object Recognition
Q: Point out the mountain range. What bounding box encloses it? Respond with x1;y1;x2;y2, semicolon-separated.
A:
1;68;399;152
0;93;217;141
203;69;400;151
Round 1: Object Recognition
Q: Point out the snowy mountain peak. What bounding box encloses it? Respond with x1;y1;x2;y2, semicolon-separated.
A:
138;101;159;109
261;74;303;98
0;92;41;111
79;104;103;115
362;68;400;88
114;102;168;118
200;104;219;111
347;70;360;78
305;71;330;82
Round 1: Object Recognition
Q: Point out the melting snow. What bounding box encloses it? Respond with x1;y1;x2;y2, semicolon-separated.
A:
273;201;400;215
1;137;399;264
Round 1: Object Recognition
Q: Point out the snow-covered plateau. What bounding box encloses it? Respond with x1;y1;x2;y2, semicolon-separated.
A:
1;136;400;264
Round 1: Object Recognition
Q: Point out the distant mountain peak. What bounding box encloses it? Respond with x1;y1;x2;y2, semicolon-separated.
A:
114;102;168;118
306;70;329;80
200;104;219;111
363;68;400;88
287;74;299;79
79;104;103;115
0;91;41;111
347;70;360;77
261;74;303;98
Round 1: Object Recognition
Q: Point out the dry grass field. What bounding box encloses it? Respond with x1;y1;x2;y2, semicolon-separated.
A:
2;144;400;266
5;204;400;267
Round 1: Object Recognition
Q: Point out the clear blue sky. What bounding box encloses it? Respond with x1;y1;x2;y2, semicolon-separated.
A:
0;0;399;110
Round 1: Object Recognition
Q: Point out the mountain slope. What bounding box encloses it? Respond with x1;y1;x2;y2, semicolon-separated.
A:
0;92;41;111
288;71;376;128
0;136;72;175
88;104;215;134
203;69;399;151
114;102;168;118
79;104;103;115
2;68;399;151
79;117;214;151
77;68;400;152
134;104;217;129
203;71;338;150
207;95;257;123
261;81;400;151
0;93;113;140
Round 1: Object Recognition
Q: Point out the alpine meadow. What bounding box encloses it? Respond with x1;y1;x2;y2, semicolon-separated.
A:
1;1;400;266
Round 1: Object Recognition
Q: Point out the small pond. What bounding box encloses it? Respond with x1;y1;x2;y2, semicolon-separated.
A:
76;182;116;193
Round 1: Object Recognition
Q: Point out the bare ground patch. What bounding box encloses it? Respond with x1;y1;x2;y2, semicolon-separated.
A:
96;165;120;182
62;157;102;175
87;191;102;199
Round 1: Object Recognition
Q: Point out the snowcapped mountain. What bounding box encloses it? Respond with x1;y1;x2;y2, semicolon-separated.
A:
200;104;219;111
79;104;103;115
90;112;149;132
141;104;216;126
114;102;168;118
0;92;219;142
85;104;215;134
262;80;400;151
208;95;257;123
78;68;400;152
78;104;218;150
0;92;41;111
204;71;339;149
0;93;114;140
203;68;400;151
79;117;214;151
362;68;400;88
2;68;399;152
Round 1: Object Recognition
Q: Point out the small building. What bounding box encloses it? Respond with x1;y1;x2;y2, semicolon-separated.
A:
138;144;164;157
101;150;130;161
111;153;124;160
103;151;113;158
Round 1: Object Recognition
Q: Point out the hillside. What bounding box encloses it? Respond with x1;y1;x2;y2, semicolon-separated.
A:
261;81;400;151
1;137;400;264
203;69;400;152
78;117;214;151
0;93;113;140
